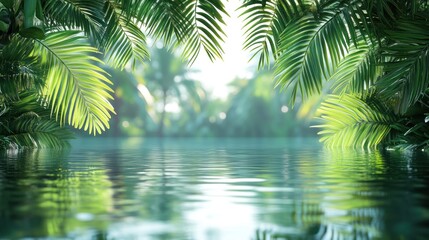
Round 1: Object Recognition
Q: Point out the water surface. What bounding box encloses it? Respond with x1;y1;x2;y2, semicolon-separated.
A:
1;138;429;239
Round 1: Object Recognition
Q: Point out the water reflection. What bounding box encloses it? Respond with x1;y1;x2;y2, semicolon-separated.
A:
0;150;112;238
254;149;429;239
1;139;429;239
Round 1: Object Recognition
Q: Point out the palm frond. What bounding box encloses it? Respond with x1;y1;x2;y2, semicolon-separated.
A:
137;0;188;45
329;39;379;94
0;93;72;149
240;0;306;68
364;0;401;28
181;0;227;64
314;94;396;148
33;31;114;135
5;117;72;149
103;0;149;69
0;36;44;100
377;19;429;114
44;0;105;43
275;7;352;103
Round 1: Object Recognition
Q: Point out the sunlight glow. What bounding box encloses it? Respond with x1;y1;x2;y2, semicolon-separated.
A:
190;1;254;100
165;102;181;113
137;84;154;105
281;105;289;113
219;112;227;120
122;121;130;128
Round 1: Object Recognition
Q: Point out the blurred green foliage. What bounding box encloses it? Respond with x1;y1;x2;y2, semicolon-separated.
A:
102;47;315;138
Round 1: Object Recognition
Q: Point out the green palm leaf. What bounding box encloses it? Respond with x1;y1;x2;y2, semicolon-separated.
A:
329;39;380;94
378;19;429;114
0;36;44;100
137;0;189;45
103;0;149;69
0;93;72;149
6;116;72;149
274;5;355;103
33;31;114;135
314;94;396;148
273;1;376;102
181;0;227;64
240;0;305;68
44;0;105;43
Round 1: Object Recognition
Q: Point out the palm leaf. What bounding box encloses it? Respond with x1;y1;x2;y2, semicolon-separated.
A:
329;39;380;94
377;19;429;114
44;0;105;43
136;0;189;45
33;31;114;135
5;116;72;149
240;0;306;68
364;0;401;28
181;0;227;64
0;93;72;149
103;0;149;69
0;36;44;100
274;1;364;103
314;94;396;148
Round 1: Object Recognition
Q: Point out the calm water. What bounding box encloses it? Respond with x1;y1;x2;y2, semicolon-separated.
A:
1;138;429;239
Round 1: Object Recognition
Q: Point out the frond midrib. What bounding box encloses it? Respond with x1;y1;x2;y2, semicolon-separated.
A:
34;38;96;120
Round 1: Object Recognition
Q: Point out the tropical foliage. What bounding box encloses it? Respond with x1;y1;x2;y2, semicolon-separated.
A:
0;0;228;149
106;63;314;138
240;0;429;149
1;0;428;149
0;93;72;149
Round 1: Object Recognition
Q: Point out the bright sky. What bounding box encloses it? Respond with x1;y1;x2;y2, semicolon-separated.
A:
189;1;254;99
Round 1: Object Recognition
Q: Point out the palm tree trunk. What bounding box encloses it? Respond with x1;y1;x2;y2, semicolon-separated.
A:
157;90;167;137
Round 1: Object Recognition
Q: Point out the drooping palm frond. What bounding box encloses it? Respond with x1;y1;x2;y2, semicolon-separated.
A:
44;0;105;43
181;0;228;64
5;115;72;149
274;1;368;103
103;0;150;69
137;0;188;45
0;93;72;149
137;0;227;64
329;39;380;94
377;19;429;114
240;0;306;68
314;94;397;148
33;31;114;135
274;17;341;101
0;36;44;100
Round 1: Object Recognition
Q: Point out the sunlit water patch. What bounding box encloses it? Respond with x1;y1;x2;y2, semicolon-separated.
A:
1;138;429;239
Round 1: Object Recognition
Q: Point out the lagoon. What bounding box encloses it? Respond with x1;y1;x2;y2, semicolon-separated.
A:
1;138;429;239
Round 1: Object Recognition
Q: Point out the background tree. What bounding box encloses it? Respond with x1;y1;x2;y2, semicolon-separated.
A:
107;69;150;137
221;70;312;137
141;46;205;137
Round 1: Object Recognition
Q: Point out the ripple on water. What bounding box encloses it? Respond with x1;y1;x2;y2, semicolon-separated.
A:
1;138;429;239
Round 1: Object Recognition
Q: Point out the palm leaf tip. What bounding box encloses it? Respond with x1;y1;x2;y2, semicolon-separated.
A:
240;0;303;69
181;0;228;64
103;1;150;69
314;94;395;149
